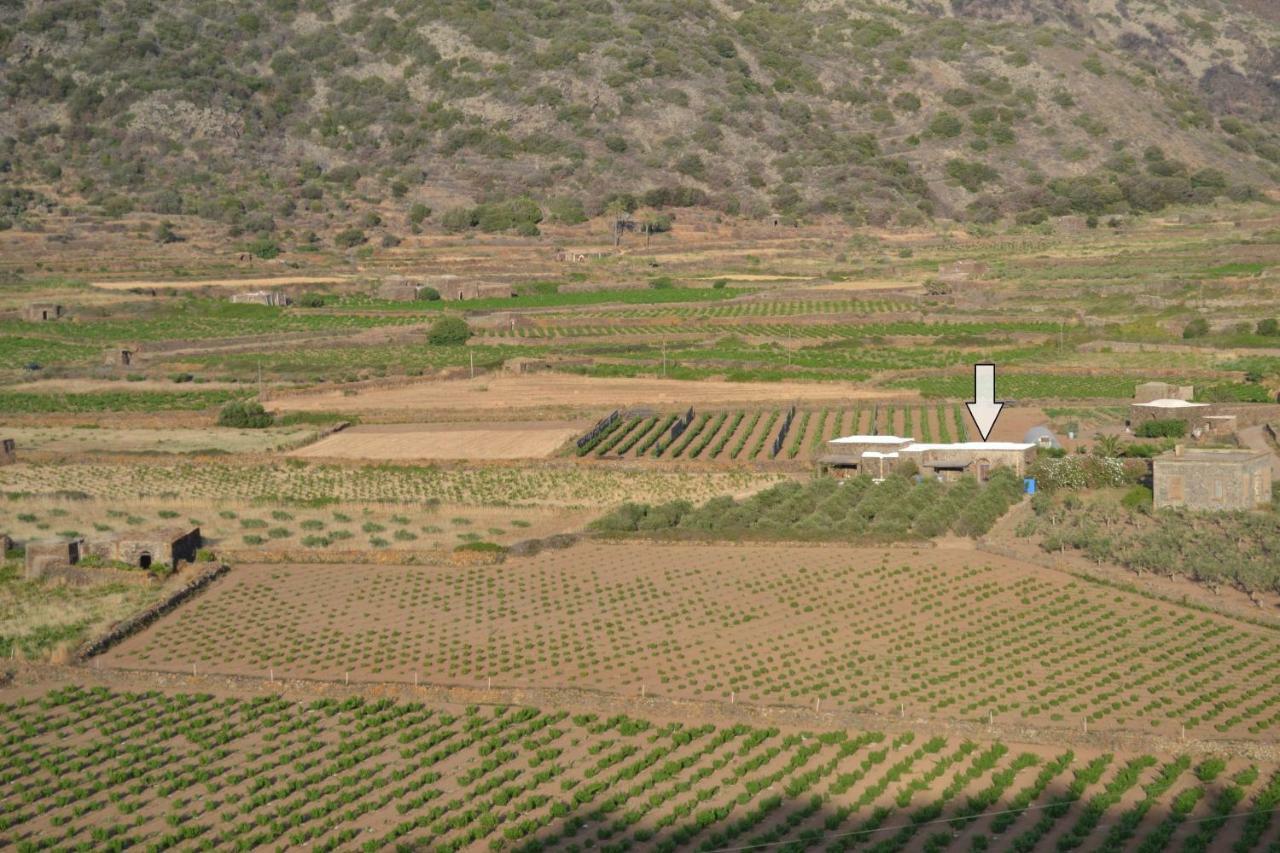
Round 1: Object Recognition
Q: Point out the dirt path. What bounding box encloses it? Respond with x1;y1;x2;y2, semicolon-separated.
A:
1239;425;1280;477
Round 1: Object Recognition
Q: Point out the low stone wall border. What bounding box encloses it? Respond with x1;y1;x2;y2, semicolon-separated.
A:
75;564;230;661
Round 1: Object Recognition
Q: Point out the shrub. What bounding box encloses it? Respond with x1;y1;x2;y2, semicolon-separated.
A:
217;400;274;429
415;286;441;302
1182;317;1209;338
927;113;963;138
1135;419;1186;438
409;203;432;225
427;316;472;345
334;228;366;248
1256;318;1278;337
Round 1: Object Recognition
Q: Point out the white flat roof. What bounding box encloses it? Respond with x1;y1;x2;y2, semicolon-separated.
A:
862;451;900;458
1133;399;1209;409
899;442;1037;452
830;435;913;445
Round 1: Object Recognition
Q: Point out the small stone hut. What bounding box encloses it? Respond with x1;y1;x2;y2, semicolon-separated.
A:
25;539;85;578
1153;447;1272;511
22;303;63;322
24;527;201;578
85;528;203;572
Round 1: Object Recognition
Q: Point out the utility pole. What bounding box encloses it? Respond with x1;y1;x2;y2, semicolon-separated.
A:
469;350;474;380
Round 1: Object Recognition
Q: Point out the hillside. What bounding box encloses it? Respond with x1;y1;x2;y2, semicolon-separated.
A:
1;0;1278;243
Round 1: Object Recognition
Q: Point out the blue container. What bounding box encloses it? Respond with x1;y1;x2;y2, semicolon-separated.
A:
1024;478;1037;495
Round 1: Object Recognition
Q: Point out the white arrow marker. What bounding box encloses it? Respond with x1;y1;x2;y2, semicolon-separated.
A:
966;363;1004;442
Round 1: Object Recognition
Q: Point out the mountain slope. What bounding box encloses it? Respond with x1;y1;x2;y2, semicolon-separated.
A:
0;0;1277;238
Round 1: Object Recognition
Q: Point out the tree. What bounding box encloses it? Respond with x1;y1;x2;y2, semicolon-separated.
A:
427;316;471;345
218;400;274;428
1092;434;1122;458
247;235;279;259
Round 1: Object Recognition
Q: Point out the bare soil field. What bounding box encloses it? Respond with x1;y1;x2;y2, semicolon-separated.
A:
0;425;314;455
272;374;896;416
100;542;1280;741
289;421;584;461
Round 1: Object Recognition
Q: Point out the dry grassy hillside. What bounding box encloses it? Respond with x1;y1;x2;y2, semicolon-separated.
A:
0;0;1277;252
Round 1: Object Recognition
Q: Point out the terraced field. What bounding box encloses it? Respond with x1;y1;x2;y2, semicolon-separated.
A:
578;405;977;462
101;543;1280;741
5;686;1280;853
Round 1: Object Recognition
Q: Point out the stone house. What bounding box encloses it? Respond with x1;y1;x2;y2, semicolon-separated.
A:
1134;381;1194;403
1;438;14;466
1153;447;1272;511
21;303;63;321
1129;399;1213;431
85;528;203;571
817;435;1036;482
24;527;201;578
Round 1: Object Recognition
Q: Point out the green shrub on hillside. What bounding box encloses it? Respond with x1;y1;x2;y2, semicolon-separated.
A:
427;316;472;346
217;400;274;428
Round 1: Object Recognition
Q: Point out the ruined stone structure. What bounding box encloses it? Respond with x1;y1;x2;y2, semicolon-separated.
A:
817;435;1036;482
1153;447;1273;511
0;438;14;466
22;303;63;321
1134;381;1194;403
25;539;85;578
379;276;513;302
24;528;201;579
230;290;290;306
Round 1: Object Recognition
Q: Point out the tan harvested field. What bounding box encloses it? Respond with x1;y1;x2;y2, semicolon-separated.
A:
101;542;1280;741
2;378;256;394
272;374;896;415
289;421;584;461
89;274;355;291
0;425;315;455
809;278;925;293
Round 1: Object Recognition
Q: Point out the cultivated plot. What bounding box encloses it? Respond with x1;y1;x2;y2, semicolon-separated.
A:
101;543;1280;741
6;687;1278;852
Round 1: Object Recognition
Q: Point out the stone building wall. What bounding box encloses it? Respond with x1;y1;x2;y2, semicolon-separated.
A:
1153;450;1272;511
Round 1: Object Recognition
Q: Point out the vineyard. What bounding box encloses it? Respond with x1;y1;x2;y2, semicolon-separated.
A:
575;404;976;463
0;460;784;508
101;543;1280;741
6;686;1279;852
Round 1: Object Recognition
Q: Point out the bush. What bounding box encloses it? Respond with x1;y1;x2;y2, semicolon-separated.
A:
1182;317;1210;339
334;228;366;248
927;113;963;138
415;286;441;302
298;293;326;308
409;203;432;225
1121;486;1152;510
217;400;274;429
649;276;675;290
1135;419;1186;438
1256;318;1279;337
427;316;472;346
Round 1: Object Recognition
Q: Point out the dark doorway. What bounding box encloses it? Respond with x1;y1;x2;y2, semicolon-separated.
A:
139;552;152;570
